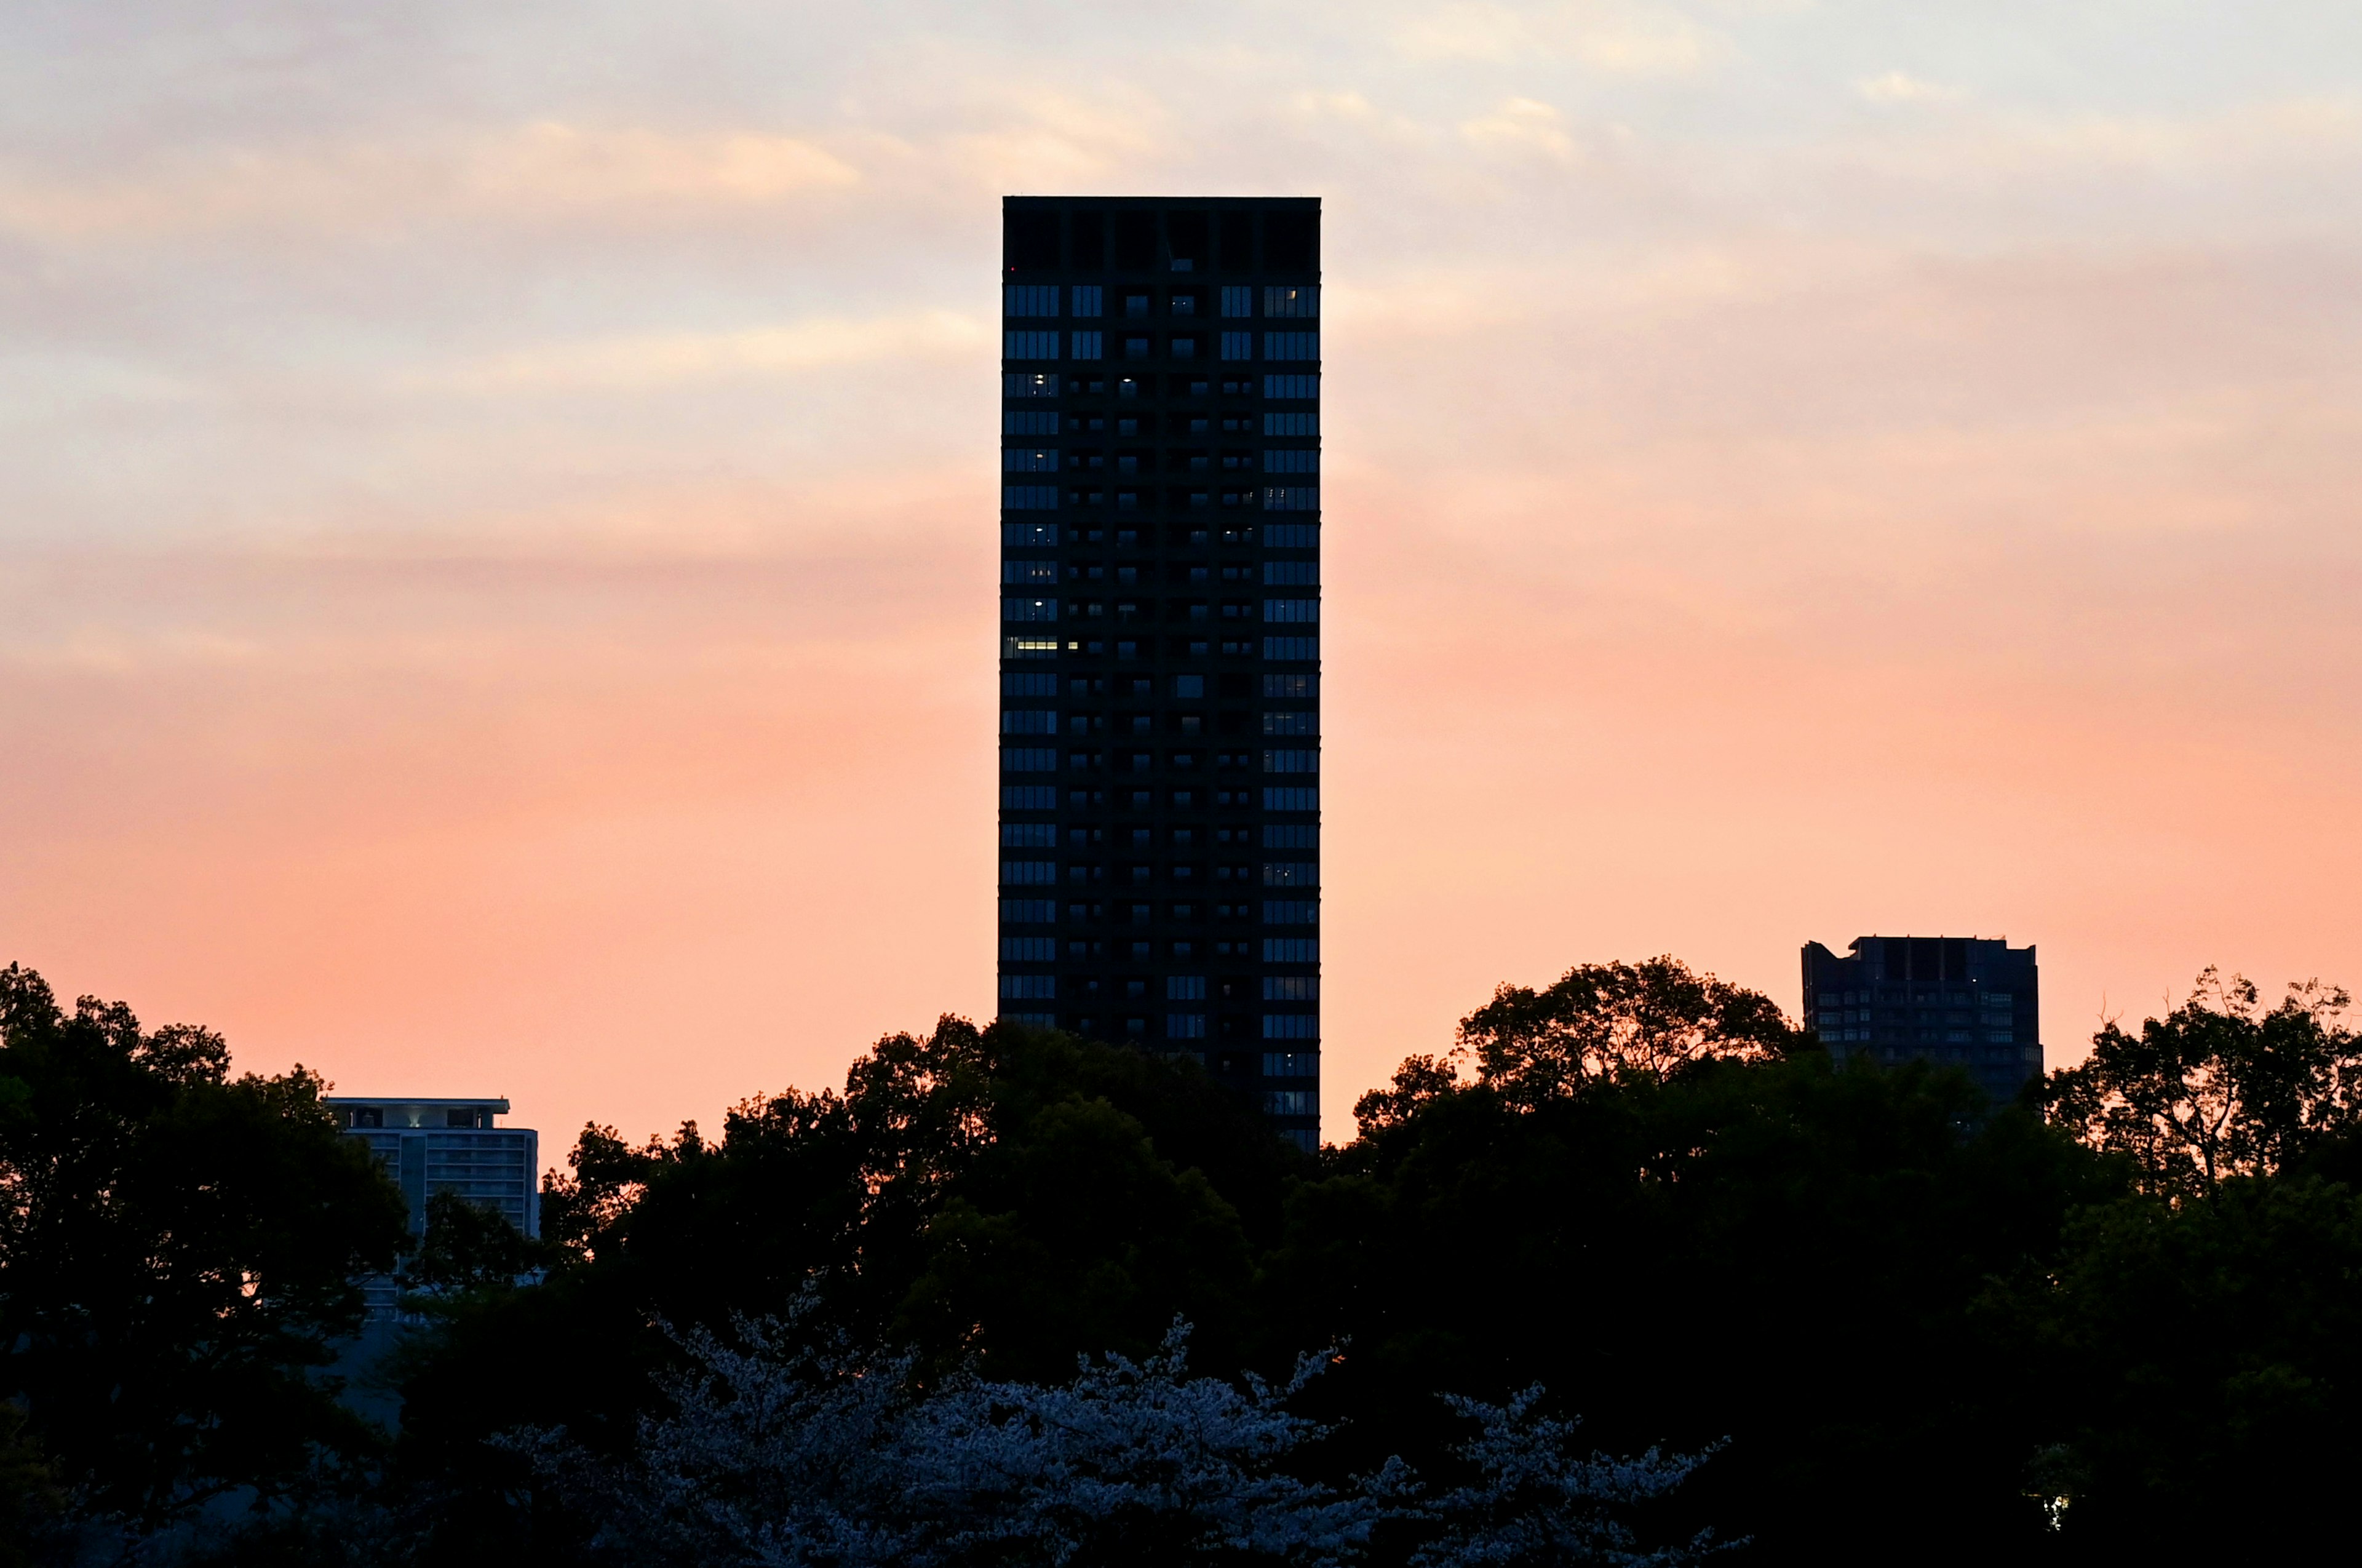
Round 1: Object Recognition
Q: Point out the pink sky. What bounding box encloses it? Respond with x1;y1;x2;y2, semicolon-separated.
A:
6;2;2362;1156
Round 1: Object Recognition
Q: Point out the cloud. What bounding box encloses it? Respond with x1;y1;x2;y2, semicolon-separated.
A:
1855;70;1966;104
425;309;993;394
1460;98;1588;164
1391;1;1717;74
0;122;860;242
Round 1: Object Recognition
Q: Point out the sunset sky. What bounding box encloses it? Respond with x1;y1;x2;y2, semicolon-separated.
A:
6;1;2361;1153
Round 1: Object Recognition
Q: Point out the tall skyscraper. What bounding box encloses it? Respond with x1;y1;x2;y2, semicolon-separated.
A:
996;197;1322;1150
1800;936;2042;1104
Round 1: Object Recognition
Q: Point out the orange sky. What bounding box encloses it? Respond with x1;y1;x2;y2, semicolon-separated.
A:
6;2;2362;1156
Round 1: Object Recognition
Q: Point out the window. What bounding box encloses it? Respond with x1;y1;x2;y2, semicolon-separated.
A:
1070;331;1103;360
1263;900;1318;924
1071;285;1103;317
1004;331;1059;359
1263;412;1318;436
1002;561;1057;584
1262;1014;1318;1040
1263;1051;1317;1077
1002;672;1057;696
1171;293;1198;315
1172;674;1204;698
1003;635;1059;659
1263;976;1319;1001
1003;486;1058;511
1263;562;1318;587
1220;286;1252;317
1001;748;1057;772
999;974;1056;998
1265;374;1319;400
1263;332;1319;361
1264;1090;1317;1116
1001;786;1056;809
1000;860;1058;885
1220;332;1254;360
1263;637;1318;661
1264;787;1318;810
1167;976;1206;1000
1171;336;1196;359
1262;487;1318;512
1001;523;1059;547
1262;862;1316;886
1263;523;1318;548
1263;599;1319;623
1123;336;1150;359
1263;285;1318;318
1263;450;1318;474
1003;412;1059;435
1000;936;1055;960
1003;449;1059;472
1003;285;1059;317
1002;597;1057;622
999;899;1056;923
1263;674;1314;699
1262;712;1314;736
1167;1013;1207;1038
1000;710;1057;735
1264;937;1319;961
1004;372;1060;397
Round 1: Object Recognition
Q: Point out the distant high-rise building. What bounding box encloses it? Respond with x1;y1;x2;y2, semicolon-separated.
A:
1800;936;2042;1104
327;1096;539;1238
995;196;1322;1150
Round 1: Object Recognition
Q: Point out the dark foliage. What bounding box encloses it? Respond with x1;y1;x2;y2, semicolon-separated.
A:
0;963;410;1530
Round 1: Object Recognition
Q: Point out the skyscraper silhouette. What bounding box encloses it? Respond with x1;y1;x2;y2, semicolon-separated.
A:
996;197;1322;1149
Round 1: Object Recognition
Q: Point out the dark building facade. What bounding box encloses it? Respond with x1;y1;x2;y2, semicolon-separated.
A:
995;196;1321;1150
1801;936;2042;1104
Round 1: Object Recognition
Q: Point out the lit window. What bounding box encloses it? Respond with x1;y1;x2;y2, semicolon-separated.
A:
1002;636;1059;660
1263;976;1319;1001
1263;286;1318;318
1002;561;1057;584
1262;487;1318;512
1262;712;1314;736
1262;862;1317;887
1001;523;1057;547
1003;449;1060;473
1004;373;1060;397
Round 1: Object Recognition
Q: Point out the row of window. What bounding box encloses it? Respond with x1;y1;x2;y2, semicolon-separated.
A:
1002;746;1316;771
1000;861;1317;886
1001;825;1318;849
1006;331;1321;364
1002;450;1319;476
1001;523;1317;549
1001;714;1318;739
1818;990;2015;1008
997;936;1321;965
1003;484;1320;512
1003;411;1321;438
1824;1028;2019;1045
1004;373;1321;400
1003;597;1318;622
1000;899;1316;924
1004;285;1319;319
1003;676;1316;705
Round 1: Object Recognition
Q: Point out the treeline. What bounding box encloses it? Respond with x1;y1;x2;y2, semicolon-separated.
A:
5;957;2362;1564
